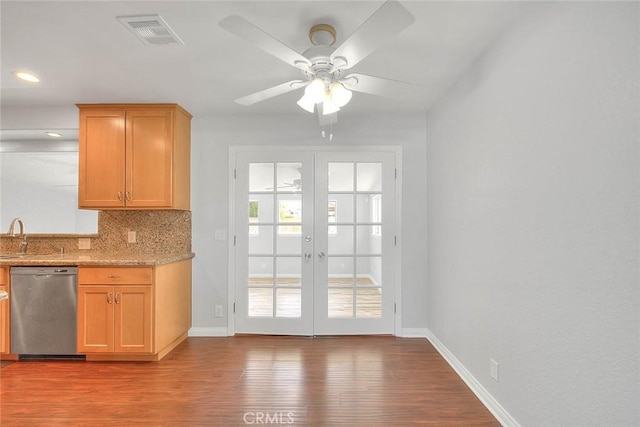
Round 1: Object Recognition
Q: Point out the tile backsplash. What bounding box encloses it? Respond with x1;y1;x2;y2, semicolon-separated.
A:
0;210;191;255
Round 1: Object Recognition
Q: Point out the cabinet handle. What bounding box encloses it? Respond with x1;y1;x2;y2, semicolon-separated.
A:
107;274;120;279
115;292;120;304
117;191;123;201
125;191;131;201
107;292;113;304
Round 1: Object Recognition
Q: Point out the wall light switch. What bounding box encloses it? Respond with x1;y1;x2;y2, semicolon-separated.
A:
215;305;223;317
78;238;91;250
128;230;137;243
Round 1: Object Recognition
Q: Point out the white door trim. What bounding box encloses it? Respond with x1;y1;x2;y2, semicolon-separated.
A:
227;145;403;336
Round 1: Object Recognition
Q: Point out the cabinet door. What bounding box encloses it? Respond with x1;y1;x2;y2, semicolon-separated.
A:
0;286;8;354
114;286;152;353
77;285;114;353
78;110;126;207
125;110;173;208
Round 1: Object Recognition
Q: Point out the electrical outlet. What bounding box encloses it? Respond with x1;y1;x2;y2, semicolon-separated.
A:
127;230;137;243
490;359;499;382
214;229;226;240
215;305;223;317
78;238;91;250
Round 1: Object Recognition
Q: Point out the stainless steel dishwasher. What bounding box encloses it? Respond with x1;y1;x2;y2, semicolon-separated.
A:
10;266;78;357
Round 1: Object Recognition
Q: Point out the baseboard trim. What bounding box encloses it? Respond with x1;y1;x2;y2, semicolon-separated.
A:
425;329;520;427
401;328;428;338
188;327;229;337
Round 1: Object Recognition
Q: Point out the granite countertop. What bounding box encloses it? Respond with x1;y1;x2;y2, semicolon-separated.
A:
0;252;195;267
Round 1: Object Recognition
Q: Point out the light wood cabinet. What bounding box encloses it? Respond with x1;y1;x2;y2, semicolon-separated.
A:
77;260;191;361
0;267;8;354
78;267;152;354
77;104;191;210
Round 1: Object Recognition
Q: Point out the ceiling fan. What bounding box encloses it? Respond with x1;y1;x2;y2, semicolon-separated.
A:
267;178;302;191
219;0;415;139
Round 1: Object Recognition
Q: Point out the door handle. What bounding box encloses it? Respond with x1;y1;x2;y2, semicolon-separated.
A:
318;251;325;259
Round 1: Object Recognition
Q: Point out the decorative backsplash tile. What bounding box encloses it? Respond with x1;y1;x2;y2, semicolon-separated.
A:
0;210;191;255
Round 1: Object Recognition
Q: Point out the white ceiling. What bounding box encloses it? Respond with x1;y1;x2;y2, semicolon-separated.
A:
1;1;528;119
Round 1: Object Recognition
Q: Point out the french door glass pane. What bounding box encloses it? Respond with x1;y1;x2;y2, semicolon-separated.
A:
328;225;353;254
249;257;273;283
248;194;274;223
248;226;273;254
356;225;382;255
276;257;301;286
277;194;302;235
248;288;273;317
277;162;302;192
249;163;274;191
328;288;353;318
276;289;301;317
356;163;382;191
328;257;353;287
356;194;382;223
277;231;301;255
328;163;353;191
330;194;354;222
356;289;382;318
356;257;381;286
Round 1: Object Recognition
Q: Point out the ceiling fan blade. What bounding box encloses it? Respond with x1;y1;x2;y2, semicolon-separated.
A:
219;15;311;70
235;80;307;106
330;0;414;70
342;73;419;98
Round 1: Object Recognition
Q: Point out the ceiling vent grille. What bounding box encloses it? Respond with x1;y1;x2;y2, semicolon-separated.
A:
117;15;184;46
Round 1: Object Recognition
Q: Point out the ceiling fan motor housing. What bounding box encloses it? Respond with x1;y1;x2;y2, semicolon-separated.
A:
301;45;345;82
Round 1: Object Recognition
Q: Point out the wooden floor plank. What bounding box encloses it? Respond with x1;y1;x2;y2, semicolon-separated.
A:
0;336;498;426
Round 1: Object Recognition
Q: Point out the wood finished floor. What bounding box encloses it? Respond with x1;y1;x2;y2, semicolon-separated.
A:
0;336;499;426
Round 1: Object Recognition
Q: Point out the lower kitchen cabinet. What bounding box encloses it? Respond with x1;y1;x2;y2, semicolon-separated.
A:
0;267;8;354
77;285;152;353
77;260;191;361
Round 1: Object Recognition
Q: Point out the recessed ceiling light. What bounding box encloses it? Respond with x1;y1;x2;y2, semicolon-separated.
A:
46;132;62;138
13;71;40;83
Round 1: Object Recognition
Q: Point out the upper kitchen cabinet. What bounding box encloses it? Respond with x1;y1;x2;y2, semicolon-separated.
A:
77;104;191;210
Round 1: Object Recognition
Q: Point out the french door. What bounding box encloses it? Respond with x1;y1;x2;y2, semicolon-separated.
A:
233;149;396;335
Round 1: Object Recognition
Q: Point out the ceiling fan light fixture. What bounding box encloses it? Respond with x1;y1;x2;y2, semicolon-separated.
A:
297;93;316;113
322;98;340;115
329;82;352;108
304;78;326;104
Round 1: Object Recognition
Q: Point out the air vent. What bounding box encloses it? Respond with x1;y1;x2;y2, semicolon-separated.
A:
117;15;184;46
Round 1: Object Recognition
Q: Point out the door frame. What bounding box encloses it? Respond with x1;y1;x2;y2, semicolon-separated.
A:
227;145;403;336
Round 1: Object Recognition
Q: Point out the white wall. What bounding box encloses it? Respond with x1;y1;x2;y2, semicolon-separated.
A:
426;2;639;425
191;114;428;332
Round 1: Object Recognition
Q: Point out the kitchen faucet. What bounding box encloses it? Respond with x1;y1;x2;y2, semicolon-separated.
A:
7;217;28;254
